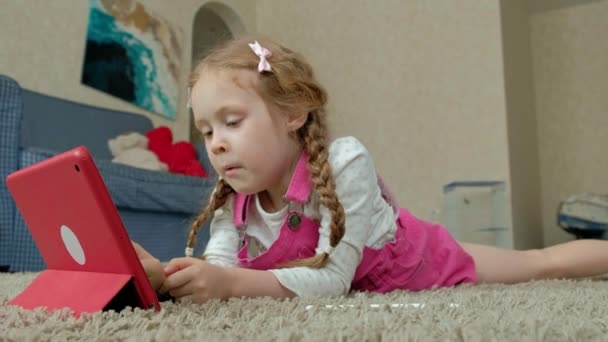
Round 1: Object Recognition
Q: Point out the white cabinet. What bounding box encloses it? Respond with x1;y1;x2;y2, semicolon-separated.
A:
439;181;512;248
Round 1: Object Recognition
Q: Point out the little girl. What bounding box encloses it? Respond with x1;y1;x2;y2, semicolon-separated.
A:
134;36;608;303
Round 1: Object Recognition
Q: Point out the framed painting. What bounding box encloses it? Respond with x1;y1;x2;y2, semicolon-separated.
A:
81;0;182;119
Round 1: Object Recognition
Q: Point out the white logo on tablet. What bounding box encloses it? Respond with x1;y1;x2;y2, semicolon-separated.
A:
60;225;86;265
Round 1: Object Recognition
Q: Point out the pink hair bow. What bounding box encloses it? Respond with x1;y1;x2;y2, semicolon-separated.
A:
248;41;272;73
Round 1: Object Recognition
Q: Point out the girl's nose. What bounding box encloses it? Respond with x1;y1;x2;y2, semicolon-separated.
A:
210;136;229;154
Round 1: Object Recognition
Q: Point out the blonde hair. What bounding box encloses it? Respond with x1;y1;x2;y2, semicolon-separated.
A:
186;36;345;268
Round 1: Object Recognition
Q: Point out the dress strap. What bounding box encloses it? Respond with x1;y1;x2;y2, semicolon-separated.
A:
233;193;251;228
283;150;313;204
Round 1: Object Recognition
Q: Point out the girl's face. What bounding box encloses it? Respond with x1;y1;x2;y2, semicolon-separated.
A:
190;69;302;197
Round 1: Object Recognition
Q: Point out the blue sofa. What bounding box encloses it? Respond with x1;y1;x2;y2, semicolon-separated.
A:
0;75;217;272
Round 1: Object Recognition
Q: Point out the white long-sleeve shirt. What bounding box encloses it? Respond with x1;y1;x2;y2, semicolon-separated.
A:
203;136;398;297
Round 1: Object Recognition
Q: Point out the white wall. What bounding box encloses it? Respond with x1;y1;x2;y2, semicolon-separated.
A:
530;0;608;245
256;0;512;227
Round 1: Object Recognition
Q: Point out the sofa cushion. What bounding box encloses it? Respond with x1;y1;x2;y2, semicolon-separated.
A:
20;90;153;159
19;147;217;214
97;160;216;214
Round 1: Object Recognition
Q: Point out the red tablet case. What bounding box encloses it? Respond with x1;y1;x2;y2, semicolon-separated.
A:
6;146;160;316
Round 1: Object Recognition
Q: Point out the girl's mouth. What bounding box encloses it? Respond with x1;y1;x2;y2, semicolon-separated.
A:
223;165;242;177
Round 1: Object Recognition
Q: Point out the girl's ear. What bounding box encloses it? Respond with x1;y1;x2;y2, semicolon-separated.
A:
285;112;309;132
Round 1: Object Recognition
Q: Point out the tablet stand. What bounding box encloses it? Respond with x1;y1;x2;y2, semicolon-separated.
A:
10;269;143;316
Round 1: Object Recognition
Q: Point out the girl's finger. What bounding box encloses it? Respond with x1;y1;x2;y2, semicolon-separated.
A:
168;282;194;299
158;267;193;294
164;257;197;276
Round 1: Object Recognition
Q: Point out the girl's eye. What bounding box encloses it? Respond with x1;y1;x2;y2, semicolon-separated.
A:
226;120;241;128
201;130;213;138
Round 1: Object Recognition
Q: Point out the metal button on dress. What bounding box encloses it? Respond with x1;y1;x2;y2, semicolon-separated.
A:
287;212;302;230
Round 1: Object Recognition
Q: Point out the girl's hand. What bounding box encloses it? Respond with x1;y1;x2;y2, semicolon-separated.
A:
159;257;232;304
132;241;166;291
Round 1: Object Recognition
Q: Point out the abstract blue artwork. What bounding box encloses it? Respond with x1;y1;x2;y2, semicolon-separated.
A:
81;0;182;119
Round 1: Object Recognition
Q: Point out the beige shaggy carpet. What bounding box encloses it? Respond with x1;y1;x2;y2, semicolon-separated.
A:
1;272;607;341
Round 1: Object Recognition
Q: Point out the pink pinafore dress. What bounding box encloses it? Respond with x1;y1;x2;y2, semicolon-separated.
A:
232;152;477;293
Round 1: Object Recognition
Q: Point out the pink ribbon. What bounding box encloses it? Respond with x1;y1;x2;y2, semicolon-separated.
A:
248;41;272;73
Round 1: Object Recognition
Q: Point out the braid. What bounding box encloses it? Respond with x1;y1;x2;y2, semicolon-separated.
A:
186;178;234;256
280;110;346;269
